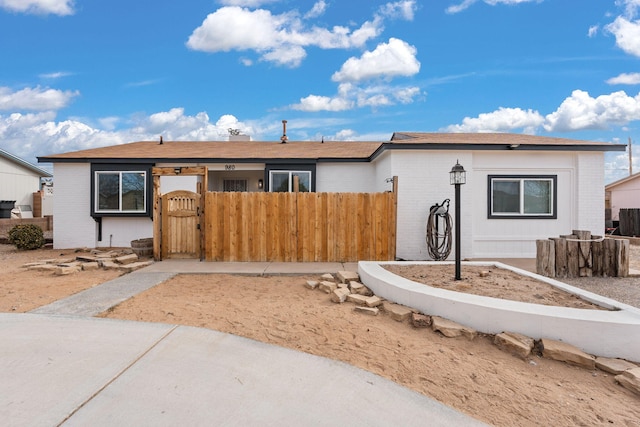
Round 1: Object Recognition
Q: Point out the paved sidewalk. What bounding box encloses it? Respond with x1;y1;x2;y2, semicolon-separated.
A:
4;260;488;426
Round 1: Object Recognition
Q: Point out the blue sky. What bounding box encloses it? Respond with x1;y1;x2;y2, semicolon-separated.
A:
1;0;639;183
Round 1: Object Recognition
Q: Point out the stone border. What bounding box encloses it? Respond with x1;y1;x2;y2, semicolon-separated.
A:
358;261;640;362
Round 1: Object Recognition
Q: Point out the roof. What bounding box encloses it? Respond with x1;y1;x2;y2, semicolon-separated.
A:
605;171;640;190
38;133;626;164
1;147;53;177
390;132;627;151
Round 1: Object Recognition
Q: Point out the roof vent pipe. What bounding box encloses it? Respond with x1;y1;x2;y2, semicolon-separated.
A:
281;120;288;143
159;135;163;145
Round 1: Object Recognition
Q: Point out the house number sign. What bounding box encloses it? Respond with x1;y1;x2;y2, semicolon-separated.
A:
225;164;236;170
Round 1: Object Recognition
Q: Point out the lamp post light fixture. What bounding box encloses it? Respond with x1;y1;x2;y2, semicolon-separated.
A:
449;160;466;280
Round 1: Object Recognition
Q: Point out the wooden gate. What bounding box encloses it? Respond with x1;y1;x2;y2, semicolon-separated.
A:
161;190;201;259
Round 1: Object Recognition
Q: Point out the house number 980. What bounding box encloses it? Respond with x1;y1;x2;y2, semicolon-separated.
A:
225;165;236;170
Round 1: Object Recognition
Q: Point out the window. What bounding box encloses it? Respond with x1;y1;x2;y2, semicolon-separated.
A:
269;171;311;192
95;171;146;213
488;175;557;219
223;179;247;192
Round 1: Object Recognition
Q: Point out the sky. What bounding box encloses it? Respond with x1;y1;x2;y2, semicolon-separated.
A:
1;0;640;183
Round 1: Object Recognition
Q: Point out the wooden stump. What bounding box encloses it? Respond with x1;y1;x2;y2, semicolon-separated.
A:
550;237;568;278
591;238;604;277
573;230;593;277
617;239;630;278
603;238;617;277
536;239;555;277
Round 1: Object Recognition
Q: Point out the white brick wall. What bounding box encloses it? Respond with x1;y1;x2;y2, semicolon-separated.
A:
576;152;605;235
53;163;97;248
316;163;376;192
53;163;154;249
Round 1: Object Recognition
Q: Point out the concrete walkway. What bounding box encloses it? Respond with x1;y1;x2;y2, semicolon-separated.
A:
2;260;488;426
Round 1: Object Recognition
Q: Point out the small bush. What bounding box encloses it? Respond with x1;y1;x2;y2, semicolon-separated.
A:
8;224;45;250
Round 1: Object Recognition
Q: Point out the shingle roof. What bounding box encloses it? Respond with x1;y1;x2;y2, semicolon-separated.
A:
37;133;626;163
390;132;626;149
38;140;384;163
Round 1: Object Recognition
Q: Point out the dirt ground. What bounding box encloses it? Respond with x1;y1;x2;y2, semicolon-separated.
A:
2;243;640;426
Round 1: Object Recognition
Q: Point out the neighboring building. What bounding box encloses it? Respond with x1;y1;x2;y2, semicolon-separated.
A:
0;147;53;214
38;133;625;259
605;171;640;223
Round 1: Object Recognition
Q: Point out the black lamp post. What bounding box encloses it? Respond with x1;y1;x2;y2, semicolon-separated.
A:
450;160;466;280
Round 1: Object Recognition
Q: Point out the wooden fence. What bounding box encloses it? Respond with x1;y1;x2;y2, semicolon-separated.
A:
619;208;640;237
203;191;397;262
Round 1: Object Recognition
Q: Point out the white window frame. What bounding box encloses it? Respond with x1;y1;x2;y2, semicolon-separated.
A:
269;170;312;192
488;175;557;219
94;170;147;214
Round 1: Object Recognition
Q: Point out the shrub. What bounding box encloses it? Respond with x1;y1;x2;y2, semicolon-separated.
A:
8;224;45;250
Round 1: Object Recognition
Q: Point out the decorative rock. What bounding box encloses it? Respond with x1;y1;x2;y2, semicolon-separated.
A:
81;262;100;271
494;332;534;359
431;316;477;340
54;266;81;275
411;313;431;328
336;270;359;283
75;255;99;263
596;357;638;375
615;367;640;396
354;306;379;316
320;273;334;281
331;288;351;303
479;270;490;278
354;283;373;296
115;253;139;265
349;281;364;292
346;294;368;305
27;264;58;272
304;280;319;290
541;338;595;369
319;281;338;294
100;260;120;270
337;282;349;289
383;302;413;322
365;295;383;307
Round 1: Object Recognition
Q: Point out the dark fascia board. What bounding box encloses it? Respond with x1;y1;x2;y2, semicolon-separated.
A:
38;141;627;165
370;142;626;161
38;156;368;164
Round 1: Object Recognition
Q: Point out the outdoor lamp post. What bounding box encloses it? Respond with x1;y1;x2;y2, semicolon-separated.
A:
450;160;466;280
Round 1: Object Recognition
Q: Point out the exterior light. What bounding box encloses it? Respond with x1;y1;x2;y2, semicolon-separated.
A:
258;179;264;189
174;167;182;174
450;160;466;280
449;160;466;185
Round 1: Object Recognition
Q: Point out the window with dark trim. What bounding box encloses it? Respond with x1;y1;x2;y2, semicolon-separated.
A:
91;164;152;217
269;170;311;192
265;163;316;192
488;175;557;219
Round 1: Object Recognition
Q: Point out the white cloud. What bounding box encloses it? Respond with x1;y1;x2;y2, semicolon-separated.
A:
291;82;422;112
186;6;383;67
378;1;417;21
0;86;79;111
607;72;640;85
0;109;259;168
605;16;640;57
39;71;73;80
442;107;544;133
588;25;599;37
291;95;354;112
304;0;327;19
616;0;640;19
446;0;541;14
544;89;640;131
332;38;420;83
0;0;74;15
